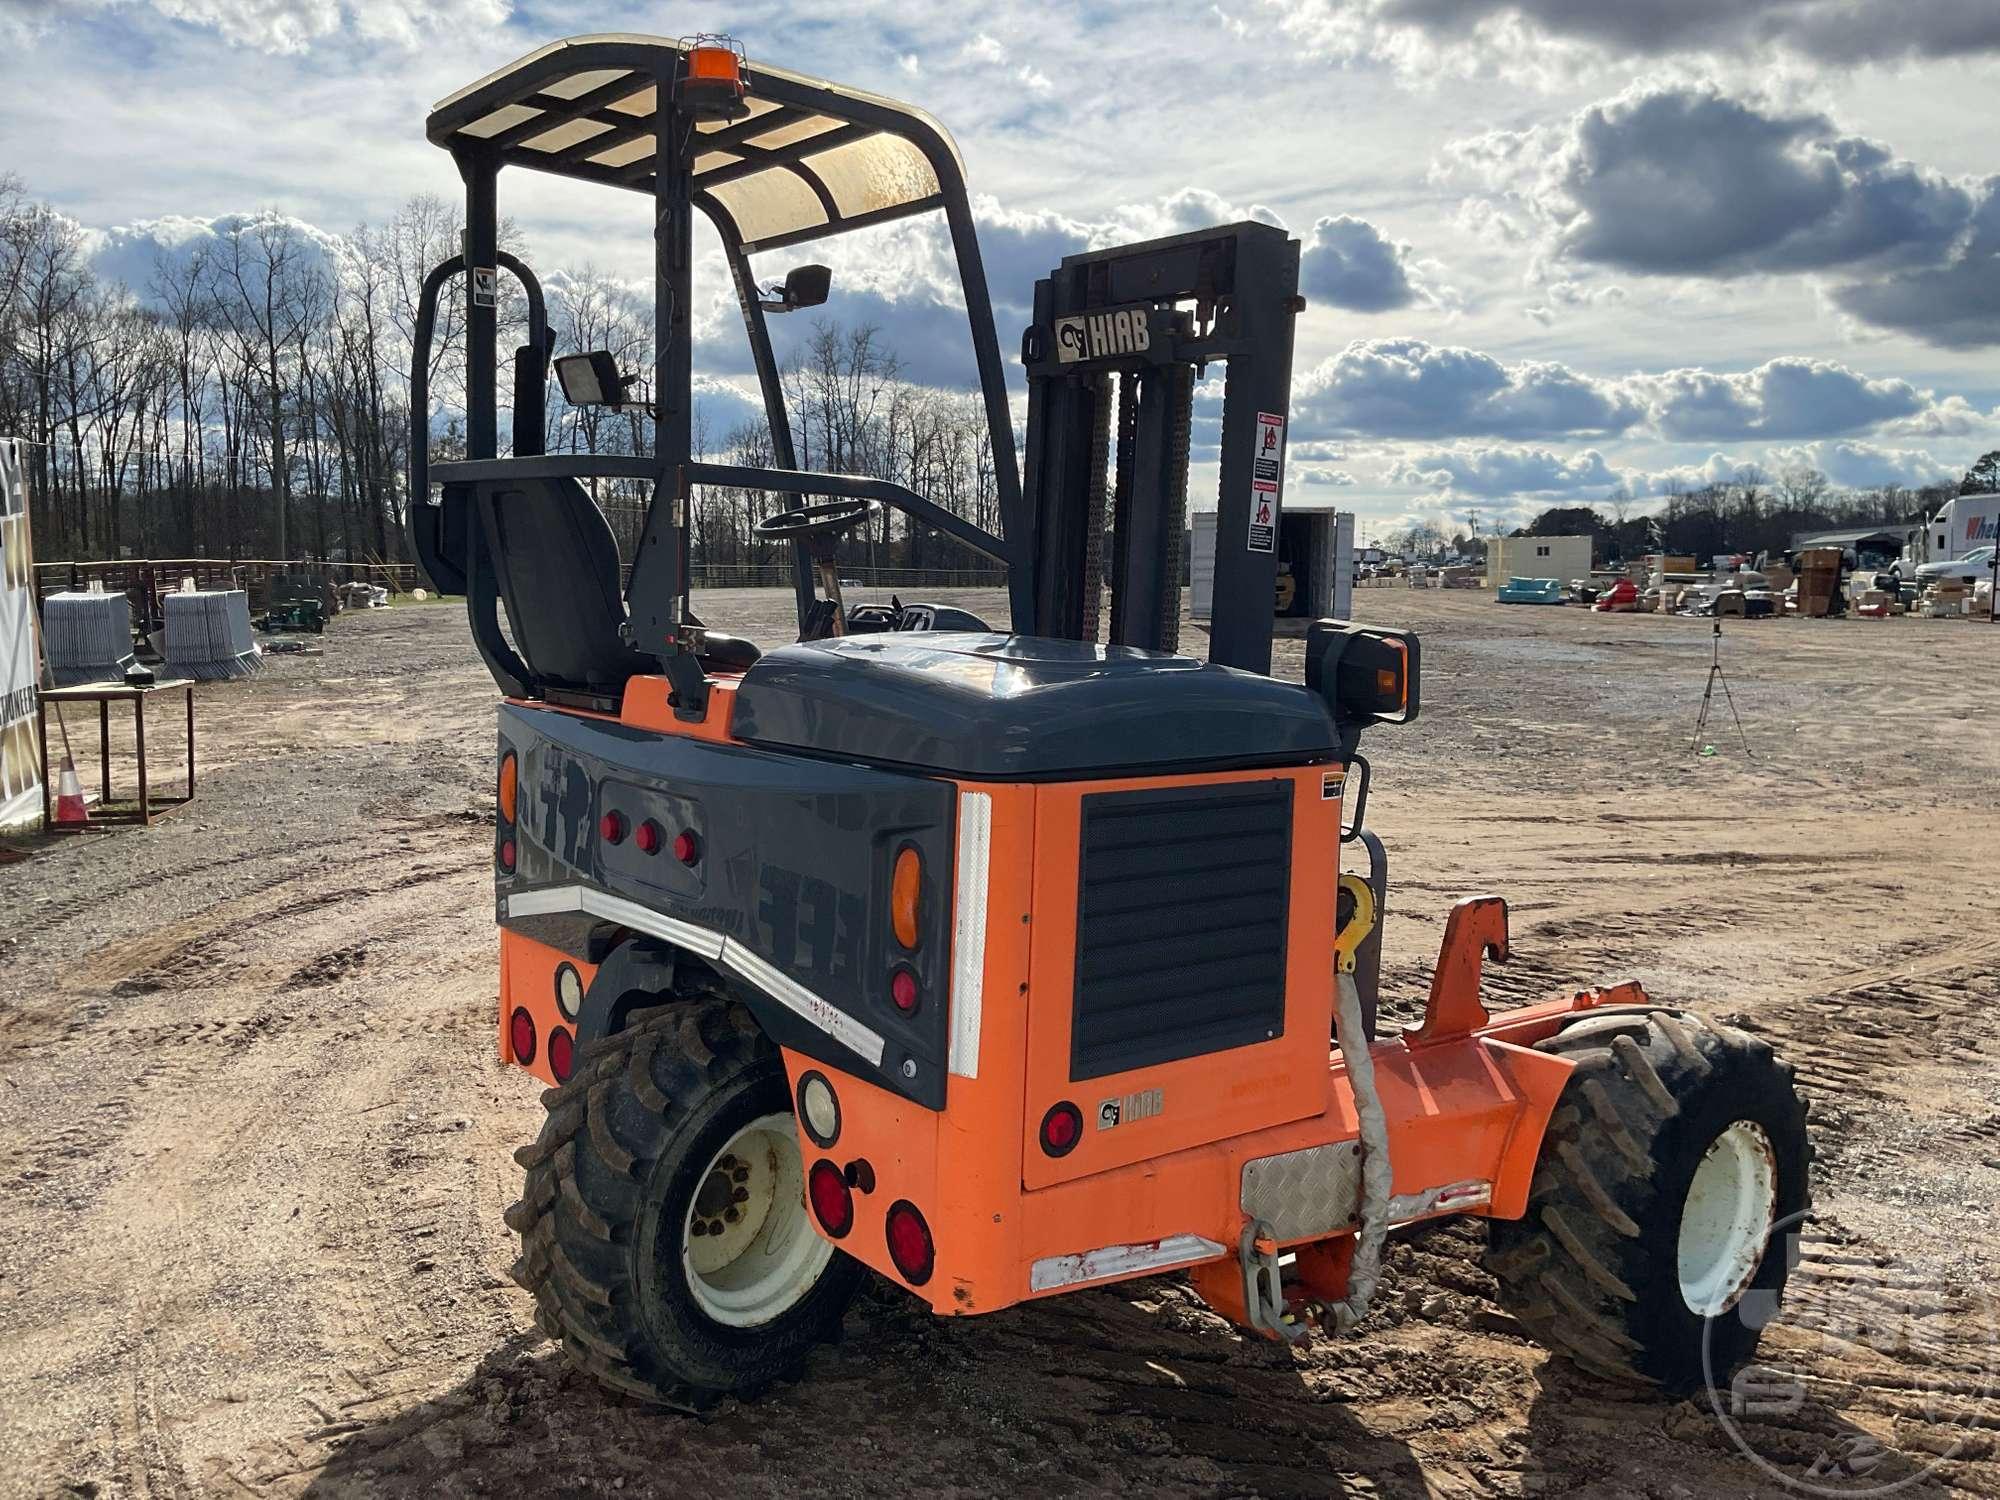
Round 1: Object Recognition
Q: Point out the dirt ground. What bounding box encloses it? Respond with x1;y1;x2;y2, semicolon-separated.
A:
2;586;1998;1500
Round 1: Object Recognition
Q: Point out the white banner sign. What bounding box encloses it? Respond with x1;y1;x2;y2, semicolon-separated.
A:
0;439;41;828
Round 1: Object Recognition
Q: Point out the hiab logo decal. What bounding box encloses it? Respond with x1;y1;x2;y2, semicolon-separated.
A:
1097;1087;1163;1130
1053;307;1151;364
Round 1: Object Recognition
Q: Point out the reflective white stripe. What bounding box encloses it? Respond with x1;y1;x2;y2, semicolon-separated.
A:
721;936;886;1067
503;885;886;1066
1030;1233;1228;1293
948;791;992;1079
503;884;722;959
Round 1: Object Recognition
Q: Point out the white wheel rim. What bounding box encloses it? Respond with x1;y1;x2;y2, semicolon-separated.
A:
681;1111;834;1328
1677;1119;1778;1318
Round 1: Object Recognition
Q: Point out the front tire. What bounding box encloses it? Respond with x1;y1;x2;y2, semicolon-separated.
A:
507;995;864;1407
1486;1010;1811;1393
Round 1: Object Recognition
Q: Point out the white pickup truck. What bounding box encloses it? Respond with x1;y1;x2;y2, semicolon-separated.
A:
1915;544;1996;585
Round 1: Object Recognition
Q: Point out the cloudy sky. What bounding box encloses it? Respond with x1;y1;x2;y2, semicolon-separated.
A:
6;0;2000;538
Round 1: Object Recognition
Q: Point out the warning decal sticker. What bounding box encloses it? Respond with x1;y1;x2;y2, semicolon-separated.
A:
1248;410;1285;554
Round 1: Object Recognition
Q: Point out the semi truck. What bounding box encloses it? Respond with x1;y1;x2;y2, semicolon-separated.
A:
1899;492;2000;576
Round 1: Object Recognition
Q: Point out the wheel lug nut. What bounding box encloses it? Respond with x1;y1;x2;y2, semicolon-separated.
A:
723;1207;741;1224
731;1186;748;1203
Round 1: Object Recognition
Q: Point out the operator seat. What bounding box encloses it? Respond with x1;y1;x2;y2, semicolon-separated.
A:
475;476;763;696
476;476;656;697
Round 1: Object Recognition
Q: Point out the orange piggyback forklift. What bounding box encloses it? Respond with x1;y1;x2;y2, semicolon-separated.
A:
411;33;1812;1410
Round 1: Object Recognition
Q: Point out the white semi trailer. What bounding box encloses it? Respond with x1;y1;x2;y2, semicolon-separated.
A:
1902;492;2000;575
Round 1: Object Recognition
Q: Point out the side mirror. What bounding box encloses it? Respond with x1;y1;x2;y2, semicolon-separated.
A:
1306;621;1420;730
554;350;634;408
759;263;831;313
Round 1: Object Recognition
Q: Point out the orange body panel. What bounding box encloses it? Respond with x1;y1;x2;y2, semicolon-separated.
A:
617;673;743;741
494;684;1621;1331
500;928;596;1087
1021;766;1339;1191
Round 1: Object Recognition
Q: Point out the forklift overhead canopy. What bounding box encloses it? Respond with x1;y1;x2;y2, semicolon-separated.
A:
427;34;962;252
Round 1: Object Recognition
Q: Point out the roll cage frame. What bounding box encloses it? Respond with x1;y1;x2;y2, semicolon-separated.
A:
411;36;1031;657
412;35;1300;698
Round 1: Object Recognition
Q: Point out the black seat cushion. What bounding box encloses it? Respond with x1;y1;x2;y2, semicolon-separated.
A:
478;477;654;694
697;630;762;672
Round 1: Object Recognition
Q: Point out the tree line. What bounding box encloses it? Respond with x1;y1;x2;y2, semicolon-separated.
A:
0;175;1004;578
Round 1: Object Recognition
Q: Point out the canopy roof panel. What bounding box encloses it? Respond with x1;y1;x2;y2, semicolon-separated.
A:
428;34;966;253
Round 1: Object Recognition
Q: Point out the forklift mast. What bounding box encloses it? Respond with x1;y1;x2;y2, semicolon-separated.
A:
1020;222;1301;675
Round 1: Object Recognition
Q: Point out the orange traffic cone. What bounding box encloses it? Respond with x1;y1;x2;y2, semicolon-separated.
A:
53;755;88;825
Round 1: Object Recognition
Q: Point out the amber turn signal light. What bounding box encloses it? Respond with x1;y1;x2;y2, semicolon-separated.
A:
891;846;922;949
497;751;517;823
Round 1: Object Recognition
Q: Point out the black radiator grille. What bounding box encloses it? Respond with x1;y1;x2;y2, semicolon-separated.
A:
1070;780;1292;1080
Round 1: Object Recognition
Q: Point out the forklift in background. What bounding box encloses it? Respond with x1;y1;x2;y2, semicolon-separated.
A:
410;33;1812;1409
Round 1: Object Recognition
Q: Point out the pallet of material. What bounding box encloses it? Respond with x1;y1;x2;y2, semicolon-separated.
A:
43;591;136;685
162;590;262;680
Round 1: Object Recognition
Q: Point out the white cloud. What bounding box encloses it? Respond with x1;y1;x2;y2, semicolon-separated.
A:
1298;214;1444;313
961;34;1008;65
47;0;509;54
1291;338;1641;441
1763;440;1959;490
1635;444;1959;495
85;209;348;291
1636;452;1768;495
1632;358;1935;443
1262;0;2000;84
1387;443;1624;497
1442;83;2000;346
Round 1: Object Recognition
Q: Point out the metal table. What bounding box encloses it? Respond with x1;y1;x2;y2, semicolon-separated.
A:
37;678;197;829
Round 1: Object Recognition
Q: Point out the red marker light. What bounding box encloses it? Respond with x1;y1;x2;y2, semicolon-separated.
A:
808;1159;853;1238
672;829;700;865
635;819;662;855
884;1200;935;1286
509;1006;537;1066
498;837;516;872
890;967;920;1014
599;811;626;844
1040;1102;1082;1157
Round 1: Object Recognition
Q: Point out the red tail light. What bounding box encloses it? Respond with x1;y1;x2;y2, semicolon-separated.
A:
498;837;516;872
508;1006;537;1066
1040;1101;1082;1157
635;819;662;855
808;1159;853;1238
890;966;920;1014
672;829;700;865
885;1200;935;1285
548;1027;574;1082
599;811;626;844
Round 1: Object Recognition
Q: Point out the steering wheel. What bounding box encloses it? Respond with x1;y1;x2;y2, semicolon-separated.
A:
753;497;878;540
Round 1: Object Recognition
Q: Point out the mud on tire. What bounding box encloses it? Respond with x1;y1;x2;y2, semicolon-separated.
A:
505;995;864;1407
1486;1010;1812;1394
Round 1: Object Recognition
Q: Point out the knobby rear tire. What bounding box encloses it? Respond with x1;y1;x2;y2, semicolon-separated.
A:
1486;1010;1812;1394
506;994;864;1407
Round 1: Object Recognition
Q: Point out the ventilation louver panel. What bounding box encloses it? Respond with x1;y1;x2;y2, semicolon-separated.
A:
1070;780;1291;1080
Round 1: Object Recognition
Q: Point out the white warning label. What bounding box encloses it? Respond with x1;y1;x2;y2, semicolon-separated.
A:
472;266;498;308
1247;410;1285;553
